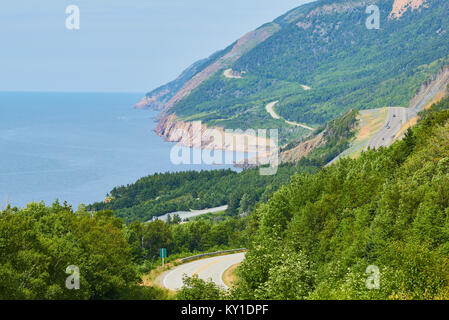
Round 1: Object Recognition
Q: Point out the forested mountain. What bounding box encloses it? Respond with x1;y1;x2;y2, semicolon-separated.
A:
3;96;448;300
230;96;449;300
88;166;318;223
142;0;449;139
87;110;361;223
178;95;449;300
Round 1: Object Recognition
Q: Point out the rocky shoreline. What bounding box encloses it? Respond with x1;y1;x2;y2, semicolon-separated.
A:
153;113;276;156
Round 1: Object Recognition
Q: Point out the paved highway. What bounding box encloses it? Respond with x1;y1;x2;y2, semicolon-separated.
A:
149;205;229;223
326;107;410;166
159;252;245;291
368;107;410;149
266;101;315;131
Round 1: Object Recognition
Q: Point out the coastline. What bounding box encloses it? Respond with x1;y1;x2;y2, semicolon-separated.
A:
153;113;277;156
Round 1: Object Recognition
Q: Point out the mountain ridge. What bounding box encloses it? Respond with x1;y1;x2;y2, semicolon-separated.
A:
139;0;449;149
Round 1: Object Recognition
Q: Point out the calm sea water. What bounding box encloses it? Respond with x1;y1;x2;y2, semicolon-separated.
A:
0;92;245;208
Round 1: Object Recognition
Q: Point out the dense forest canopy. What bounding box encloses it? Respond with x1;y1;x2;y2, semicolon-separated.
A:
0;202;164;299
88;166;318;223
179;96;449;300
0;201;248;299
2;96;449;300
88;109;360;223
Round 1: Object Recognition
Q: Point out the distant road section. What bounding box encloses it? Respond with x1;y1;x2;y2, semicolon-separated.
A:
301;84;311;90
149;205;228;222
266;101;315;131
367;107;410;149
327;106;415;166
266;101;281;119
325;68;449;166
159;252;246;291
223;68;243;79
326;107;408;166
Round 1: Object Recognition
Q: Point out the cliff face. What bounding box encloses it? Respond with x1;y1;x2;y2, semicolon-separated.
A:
155;114;276;155
135;90;169;110
280;132;326;163
389;0;428;19
409;66;449;113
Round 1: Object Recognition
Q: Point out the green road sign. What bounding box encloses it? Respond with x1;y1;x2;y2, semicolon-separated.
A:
160;248;167;267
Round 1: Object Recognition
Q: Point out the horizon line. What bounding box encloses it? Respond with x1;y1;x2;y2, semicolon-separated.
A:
0;90;146;94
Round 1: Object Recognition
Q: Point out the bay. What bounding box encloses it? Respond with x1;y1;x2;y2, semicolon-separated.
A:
0;92;246;208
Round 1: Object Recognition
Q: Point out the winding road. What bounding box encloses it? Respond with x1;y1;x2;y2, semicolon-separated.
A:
266;101;315;131
158;252;245;291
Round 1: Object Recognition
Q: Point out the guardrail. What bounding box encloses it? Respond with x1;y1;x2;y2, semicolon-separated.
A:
179;248;247;263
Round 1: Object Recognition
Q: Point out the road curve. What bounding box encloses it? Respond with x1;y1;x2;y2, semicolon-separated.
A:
265;101;314;131
159;252;245;291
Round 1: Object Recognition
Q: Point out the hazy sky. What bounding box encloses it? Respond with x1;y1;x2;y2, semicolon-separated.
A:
0;0;313;93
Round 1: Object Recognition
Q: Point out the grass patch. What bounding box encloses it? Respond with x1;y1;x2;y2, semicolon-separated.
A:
222;263;241;288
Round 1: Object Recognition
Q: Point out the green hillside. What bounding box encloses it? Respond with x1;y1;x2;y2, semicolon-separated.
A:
229;96;449;300
87;110;361;223
146;0;449;141
4;97;448;300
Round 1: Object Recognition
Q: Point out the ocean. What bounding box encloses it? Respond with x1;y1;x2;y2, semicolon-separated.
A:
0;92;245;208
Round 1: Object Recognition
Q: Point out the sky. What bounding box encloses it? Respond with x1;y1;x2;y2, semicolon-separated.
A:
0;0;313;93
